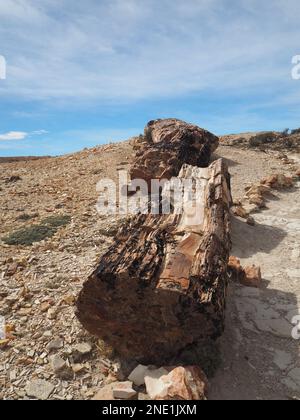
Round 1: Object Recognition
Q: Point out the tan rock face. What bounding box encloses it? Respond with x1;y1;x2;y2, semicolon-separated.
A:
145;366;208;400
130;119;219;188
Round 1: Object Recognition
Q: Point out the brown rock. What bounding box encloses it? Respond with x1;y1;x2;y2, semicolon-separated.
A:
247;194;266;208
6;263;18;277
261;174;294;189
277;174;294;188
295;169;300;177
244;184;271;198
92;381;136;401
232;205;248;219
40;301;53;313
145;366;208;400
92;383;116;400
228;256;246;283
242;265;262;288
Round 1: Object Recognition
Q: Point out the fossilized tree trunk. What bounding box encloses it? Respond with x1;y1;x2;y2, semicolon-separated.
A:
76;159;231;363
130;118;219;188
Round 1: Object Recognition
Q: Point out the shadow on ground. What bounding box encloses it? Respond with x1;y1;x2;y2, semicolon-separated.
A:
231;216;287;259
209;215;299;400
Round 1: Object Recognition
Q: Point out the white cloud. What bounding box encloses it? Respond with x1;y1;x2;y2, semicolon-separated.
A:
31;130;48;135
0;129;48;141
0;0;299;104
0;131;28;141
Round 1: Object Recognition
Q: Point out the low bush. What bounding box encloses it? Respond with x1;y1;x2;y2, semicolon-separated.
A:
2;214;71;246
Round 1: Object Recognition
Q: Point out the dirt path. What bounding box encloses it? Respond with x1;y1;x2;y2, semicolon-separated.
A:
209;149;300;400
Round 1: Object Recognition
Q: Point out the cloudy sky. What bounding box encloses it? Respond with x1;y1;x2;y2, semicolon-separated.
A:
0;0;300;156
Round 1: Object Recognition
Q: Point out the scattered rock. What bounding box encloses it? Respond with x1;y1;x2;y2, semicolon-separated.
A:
145;366;208;400
247;194;266;208
112;381;137;400
242;265;262;288
47;307;58;320
46;338;64;352
61;294;76;306
228;256;246;283
128;364;150;386
40;301;53;313
25;379;55;400
72;342;92;362
138;392;151;400
232;204;248;219
92;383;122;401
50;354;73;380
72;363;86;374
6;263;19;277
244;184;271;197
261;174;294;189
228;258;262;288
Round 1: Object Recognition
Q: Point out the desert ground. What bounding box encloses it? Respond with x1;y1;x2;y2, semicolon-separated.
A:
0;136;299;400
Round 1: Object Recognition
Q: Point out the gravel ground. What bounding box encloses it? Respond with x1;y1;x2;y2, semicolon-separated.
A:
0;139;299;400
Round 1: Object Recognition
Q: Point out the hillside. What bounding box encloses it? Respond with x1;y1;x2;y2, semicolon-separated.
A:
0;133;299;400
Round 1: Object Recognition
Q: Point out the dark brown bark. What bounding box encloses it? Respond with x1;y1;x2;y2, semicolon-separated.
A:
76;159;231;363
130;119;219;188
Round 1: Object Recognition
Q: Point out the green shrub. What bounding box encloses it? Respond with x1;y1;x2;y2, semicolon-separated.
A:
2;225;56;246
16;213;39;221
291;128;300;135
2;214;71;246
249;132;278;147
41;215;71;228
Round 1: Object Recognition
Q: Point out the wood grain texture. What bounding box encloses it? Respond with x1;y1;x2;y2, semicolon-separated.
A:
76;159;231;363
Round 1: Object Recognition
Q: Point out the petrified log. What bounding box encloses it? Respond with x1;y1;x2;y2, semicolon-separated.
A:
76;159;231;363
130;119;219;187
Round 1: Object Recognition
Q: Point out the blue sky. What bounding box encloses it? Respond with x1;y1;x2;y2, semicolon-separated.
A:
0;0;300;156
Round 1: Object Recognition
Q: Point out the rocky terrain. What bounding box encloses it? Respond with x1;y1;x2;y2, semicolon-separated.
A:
0;130;299;400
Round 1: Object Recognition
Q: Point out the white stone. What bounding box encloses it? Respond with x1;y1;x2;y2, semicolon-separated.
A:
112;381;137;400
25;379;55;400
128;364;150;386
144;368;169;399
